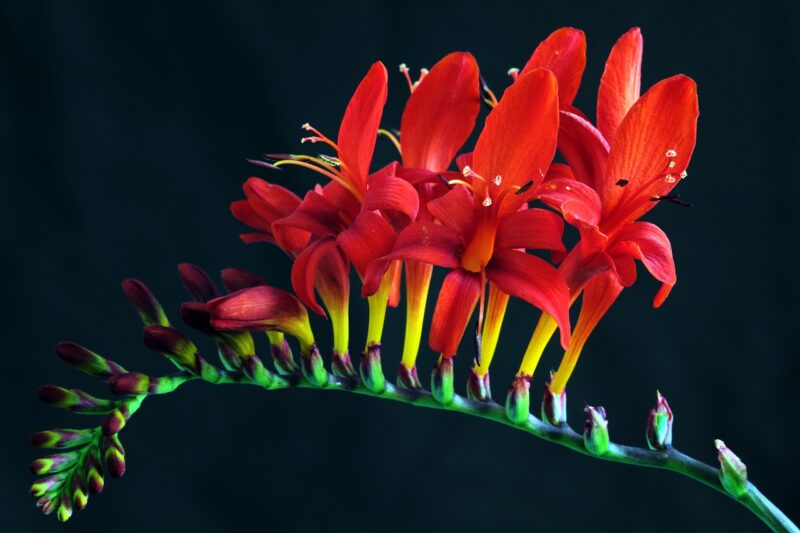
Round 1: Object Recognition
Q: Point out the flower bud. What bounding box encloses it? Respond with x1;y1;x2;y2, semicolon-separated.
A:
56;493;72;522
31;429;94;450
542;376;567;425
268;332;298;375
121;279;169;326
505;375;530;425
359;344;385;393
332;350;356;379
467;367;492;402
101;407;128;436
38;385;114;414
103;434;126;478
30;452;78;475
220;267;267;292
431;356;454;405
30;473;66;497
71;474;88;511
178;263;220;303
583;405;610;456
181;302;254;361
109;372;151;395
36;494;58;515
300;344;328;387
715;439;748;497
396;364;421;390
646;391;673;450
85;446;104;494
142;325;200;372
55;342;127;380
242;355;275;388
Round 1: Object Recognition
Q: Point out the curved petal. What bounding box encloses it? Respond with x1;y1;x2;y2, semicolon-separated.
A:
401;52;481;171
364;172;420;223
486;249;571;348
603;75;699;230
427;185;479;236
291;237;340;316
337;62;388;190
220;268;267;292
231;200;272;233
243;177;309;253
558;110;610;193
608;221;676;307
473;69;559;191
558;240;614;294
429;268;481;356
361;221;462;297
538;177;602;229
597;27;643;143
495;208;565;253
274;190;344;237
521;27;586;106
336;210;396;278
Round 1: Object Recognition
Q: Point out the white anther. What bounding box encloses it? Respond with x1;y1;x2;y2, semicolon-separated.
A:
482;197;492;207
493;175;503;186
680;171;688;179
665;174;676;183
462;165;472;177
665;149;677;158
668;161;676;169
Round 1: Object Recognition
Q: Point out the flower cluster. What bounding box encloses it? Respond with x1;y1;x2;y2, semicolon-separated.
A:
30;27;700;521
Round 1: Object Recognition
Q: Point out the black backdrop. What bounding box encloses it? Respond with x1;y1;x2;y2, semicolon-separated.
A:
3;1;799;531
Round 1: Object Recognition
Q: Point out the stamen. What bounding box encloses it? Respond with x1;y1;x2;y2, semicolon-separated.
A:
482;197;493;207
446;178;475;191
616;179;629;187
668;161;676;169
650;194;692;207
665;149;678;158
378;128;402;155
493;175;503;186
479;75;499;109
246;158;282;171
317;154;342;167
680;170;688;179
507;67;520;81
437;174;454;190
664;174;676;184
300;123;339;151
515;180;534;195
462;165;488;183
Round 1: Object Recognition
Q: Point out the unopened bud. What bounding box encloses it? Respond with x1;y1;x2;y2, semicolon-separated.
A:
505;375;530;424
220;267;267;292
542;376;567;425
359;344;385;393
30;451;78;475
103;434;126;478
268;332;298;375
332;350;357;379
31;429;94;450
583;405;610;456
55;342;127;380
396;364;421;390
142;325;199;372
467;367;492;402
37;385;113;414
109;372;151;395
85;446;104;494
646;391;673;450
181;302;254;360
300;344;328;387
71;474;88;510
178;263;220;303
30;473;66;497
56;493;72;522
121;279;169;326
242;355;275;388
715;439;748;497
431;356;454;405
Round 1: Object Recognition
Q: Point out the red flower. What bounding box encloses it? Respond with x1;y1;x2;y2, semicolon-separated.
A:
366;69;571;363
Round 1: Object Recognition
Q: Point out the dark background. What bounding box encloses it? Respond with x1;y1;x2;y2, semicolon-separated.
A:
2;1;798;531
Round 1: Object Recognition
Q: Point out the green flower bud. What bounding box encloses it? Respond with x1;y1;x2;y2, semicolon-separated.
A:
300;344;328;387
505;375;530;425
359;344;385;393
715;439;748;498
431;356;454;405
583;405;610;456
646;391;673;450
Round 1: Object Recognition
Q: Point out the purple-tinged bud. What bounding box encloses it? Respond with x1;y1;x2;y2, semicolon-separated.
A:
300;344;328;387
103;434;126;478
332;350;356;379
37;385;114;414
583;405;610;456
142;325;199;372
359;344;385;393
121;279;169;326
101;408;127;436
217;343;243;370
85;446;104;494
181;302;254;361
36;494;58;515
109;372;151;395
396;364;421;390
505;375;531;425
30;473;67;497
242;355;274;388
467;367;492;402
30;452;78;475
180;302;218;336
220;267;267;292
542;375;567;426
646;391;674;450
431;356;454;405
269;332;298;375
197;356;222;383
55;342;127;380
31;429;94;450
715;439;748;497
178;263;220;303
71;474;88;510
56;492;72;522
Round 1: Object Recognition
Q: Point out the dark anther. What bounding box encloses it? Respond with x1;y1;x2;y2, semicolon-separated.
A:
650;194;692;207
264;153;294;161
246;158;282;171
437;174;454;189
516;180;535;195
318;154;341;167
616;179;629;187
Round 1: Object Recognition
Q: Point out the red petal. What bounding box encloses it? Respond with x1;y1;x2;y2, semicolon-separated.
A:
538;177;602;229
320;181;360;222
602;75;699;230
337;62;388;190
473;69;559;190
597;28;643;143
608;221;676;307
429;268;481;356
558;110;610;192
336;210;396;278
292;237;339;316
495;208;565;252
387;260;403;308
364;171;420;223
521;27;586;106
486;249;571;348
401;52;480;172
361;221;462;297
243;178;309;253
427;185;479;236
231;200;271;233
274;190;344;237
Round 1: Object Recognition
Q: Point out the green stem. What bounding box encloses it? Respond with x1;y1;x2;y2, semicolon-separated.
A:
124;370;798;532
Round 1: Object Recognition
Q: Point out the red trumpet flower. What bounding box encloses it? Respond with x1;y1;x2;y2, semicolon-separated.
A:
366;68;571;367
